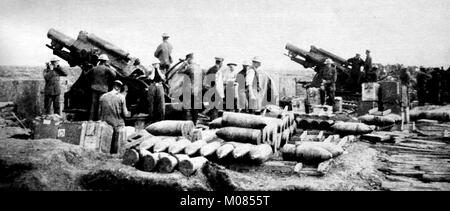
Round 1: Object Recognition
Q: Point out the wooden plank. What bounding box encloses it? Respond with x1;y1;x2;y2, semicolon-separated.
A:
360;133;392;143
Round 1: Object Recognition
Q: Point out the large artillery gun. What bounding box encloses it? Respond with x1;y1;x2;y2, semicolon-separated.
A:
285;43;358;96
46;28;150;120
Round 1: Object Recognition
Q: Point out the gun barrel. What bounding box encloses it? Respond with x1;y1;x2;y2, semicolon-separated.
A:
286;43;308;58
86;33;130;60
310;46;347;64
47;28;76;48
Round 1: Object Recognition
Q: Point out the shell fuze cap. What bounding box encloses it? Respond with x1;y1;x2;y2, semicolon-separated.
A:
162;33;169;37
50;57;60;62
98;54;109;61
214;57;224;61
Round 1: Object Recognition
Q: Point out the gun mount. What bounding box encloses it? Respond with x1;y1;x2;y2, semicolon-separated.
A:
285;43;356;94
46;28;150;120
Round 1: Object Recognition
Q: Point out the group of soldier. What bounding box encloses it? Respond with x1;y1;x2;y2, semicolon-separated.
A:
415;66;450;106
42;32;276;153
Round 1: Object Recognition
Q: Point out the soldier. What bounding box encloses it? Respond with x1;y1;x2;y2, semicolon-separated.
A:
319;59;337;106
220;62;238;111
154;33;173;75
416;67;432;106
98;80;130;154
43;57;67;115
178;53;203;124
147;60;166;123
247;57;262;112
347;53;365;92
364;50;377;82
203;57;225;119
85;54;117;120
236;61;251;112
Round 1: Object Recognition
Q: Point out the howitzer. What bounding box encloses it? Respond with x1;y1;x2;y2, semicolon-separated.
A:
285;43;356;94
46;28;150;119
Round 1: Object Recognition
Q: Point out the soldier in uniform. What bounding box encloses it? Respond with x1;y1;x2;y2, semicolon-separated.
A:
154;33;173;75
415;67;432;106
236;61;251;113
43;57;67;115
203;57;225;119
178;53;203;124
85;54;117;120
363;50;377;82
319;59;337;106
347;53;365;92
147;60;166;123
98;80;130;154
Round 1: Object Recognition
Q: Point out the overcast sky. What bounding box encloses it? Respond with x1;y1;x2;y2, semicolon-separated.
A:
0;0;449;70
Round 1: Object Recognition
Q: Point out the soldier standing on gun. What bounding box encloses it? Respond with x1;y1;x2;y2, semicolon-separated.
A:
147;60;166;123
43;57;67;115
364;50;376;82
319;59;337;107
85;54;116;120
154;33;173;76
98;80;130;154
347;53;365;92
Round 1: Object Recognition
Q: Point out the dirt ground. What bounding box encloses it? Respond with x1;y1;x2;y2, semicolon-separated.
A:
0;132;386;191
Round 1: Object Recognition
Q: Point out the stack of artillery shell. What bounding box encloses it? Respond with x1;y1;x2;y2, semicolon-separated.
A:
331;121;373;135
216;127;262;145
200;140;224;157
145;120;195;137
153;137;178;152
168;137;192;154
222;112;268;129
185;139;208;156
296;118;335;131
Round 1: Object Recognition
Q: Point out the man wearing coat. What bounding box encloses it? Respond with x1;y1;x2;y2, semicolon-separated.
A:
43;57;67;115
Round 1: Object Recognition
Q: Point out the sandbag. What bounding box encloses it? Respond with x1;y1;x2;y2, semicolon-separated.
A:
222;112;267;129
295;144;332;162
146;120;195;137
168;138;192;154
331;121;373;135
249;144;272;163
209;117;223;129
216;143;235;159
153;137;178;153
216;127;262;144
185;140;207;156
